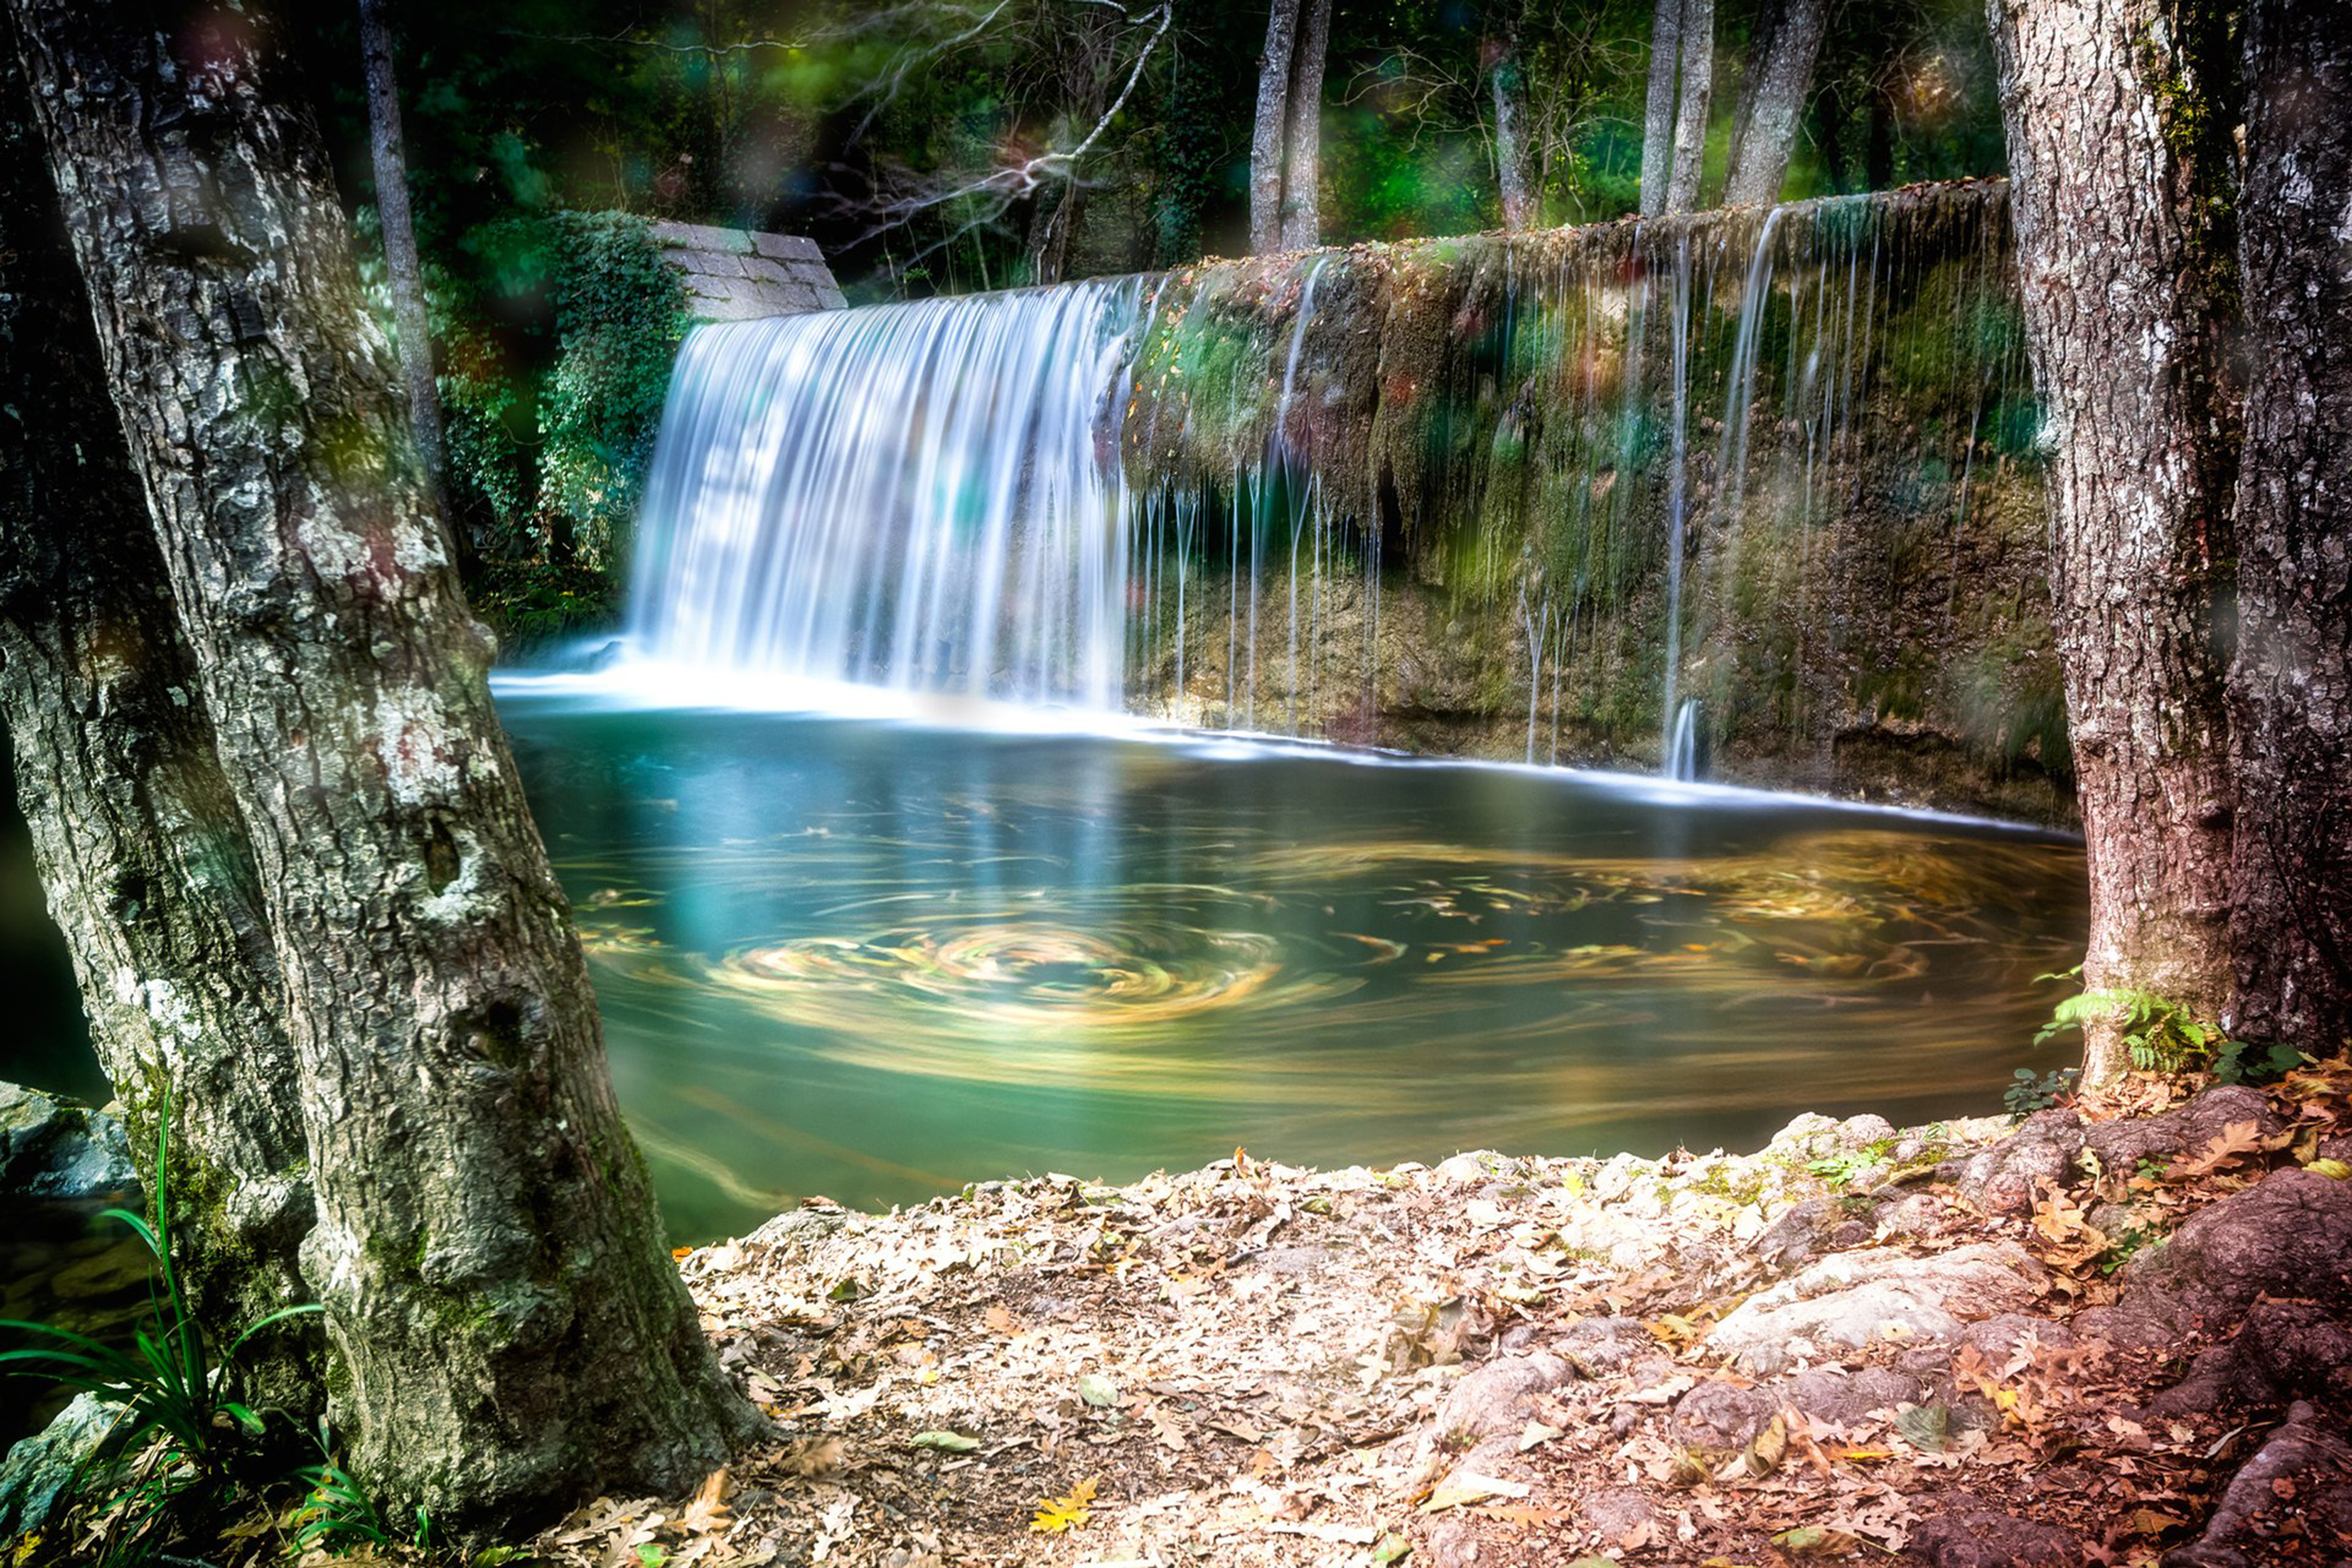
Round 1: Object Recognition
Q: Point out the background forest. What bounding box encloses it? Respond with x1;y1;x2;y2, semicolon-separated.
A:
281;0;2006;619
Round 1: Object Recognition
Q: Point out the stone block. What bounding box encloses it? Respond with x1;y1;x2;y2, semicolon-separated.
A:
750;232;823;262
650;218;752;255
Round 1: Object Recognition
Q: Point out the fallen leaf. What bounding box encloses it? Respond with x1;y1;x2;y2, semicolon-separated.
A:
1518;1420;1565;1451
1421;1472;1531;1512
908;1431;981;1452
2167;1120;2266;1180
1895;1403;1952;1453
1771;1525;1861;1557
677;1468;730;1535
1031;1475;1100;1534
1722;1413;1786;1480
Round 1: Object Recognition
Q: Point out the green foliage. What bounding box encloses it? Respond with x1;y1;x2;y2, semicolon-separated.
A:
2213;1037;2303;1088
2028;965;2291;1081
438;210;688;575
289;1417;432;1555
0;1110;321;1563
2004;1065;2079;1120
1806;1148;1892;1187
2099;1223;2159;1275
2033;978;2221;1075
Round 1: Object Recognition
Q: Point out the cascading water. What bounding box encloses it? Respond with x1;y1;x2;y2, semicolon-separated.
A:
1665;699;1703;782
617;182;2051;814
628;278;1140;708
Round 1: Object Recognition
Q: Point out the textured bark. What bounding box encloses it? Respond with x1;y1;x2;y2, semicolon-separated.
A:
2227;0;2352;1052
1489;0;1537;229
1988;0;2238;1084
1665;0;1713;213
1276;0;1330;249
1639;0;1682;216
5;0;756;1535
1723;0;1828;207
1646;0;1684;216
1249;0;1299;252
356;0;445;517
0;43;315;1421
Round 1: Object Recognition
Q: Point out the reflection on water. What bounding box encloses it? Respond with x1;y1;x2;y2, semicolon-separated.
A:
500;696;2086;1241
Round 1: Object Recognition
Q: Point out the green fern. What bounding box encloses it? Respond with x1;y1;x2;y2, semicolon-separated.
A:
2031;967;2235;1075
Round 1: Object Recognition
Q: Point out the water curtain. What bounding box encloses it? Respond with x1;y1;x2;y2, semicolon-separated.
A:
630;278;1142;708
627;183;2050;805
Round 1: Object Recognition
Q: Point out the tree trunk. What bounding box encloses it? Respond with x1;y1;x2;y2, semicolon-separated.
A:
1490;0;1538;229
1987;0;2239;1085
0;44;316;1423
1665;0;1713;212
1639;0;1682;215
1865;73;1894;189
1249;0;1300;252
5;0;757;1535
356;0;445;518
1723;0;1828;206
1277;0;1331;250
2227;0;2352;1052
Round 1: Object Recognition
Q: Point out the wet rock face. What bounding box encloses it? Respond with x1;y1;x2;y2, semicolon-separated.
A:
0;1392;117;1539
0;1081;135;1200
1113;184;2072;821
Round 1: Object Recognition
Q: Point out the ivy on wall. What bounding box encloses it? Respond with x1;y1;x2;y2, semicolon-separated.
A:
428;210;688;639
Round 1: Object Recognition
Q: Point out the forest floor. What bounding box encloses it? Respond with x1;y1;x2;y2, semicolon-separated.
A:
521;1065;2352;1568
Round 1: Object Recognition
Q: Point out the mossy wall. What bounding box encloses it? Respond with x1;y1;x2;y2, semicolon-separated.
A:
1113;180;2069;823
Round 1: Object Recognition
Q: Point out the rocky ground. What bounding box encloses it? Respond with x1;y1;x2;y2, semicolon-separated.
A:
8;1070;2349;1566
513;1067;2352;1568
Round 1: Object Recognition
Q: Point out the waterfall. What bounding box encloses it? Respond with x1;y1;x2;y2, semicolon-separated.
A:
614;183;2044;808
1665;699;1703;782
628;278;1140;708
1657;236;1697;779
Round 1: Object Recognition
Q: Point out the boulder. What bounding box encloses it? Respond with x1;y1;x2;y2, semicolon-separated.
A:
2148;1298;2352;1418
0;1082;135;1200
1577;1485;1657;1542
2081;1087;2284;1175
1953;1312;2074;1366
1707;1242;2047;1374
1751;1197;1872;1277
1428;1353;1572;1445
1950;1110;2084;1216
1670;1379;1779;1451
1774;1366;1923;1425
1766;1112;1899;1165
0;1391;118;1539
1553;1316;1655;1376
